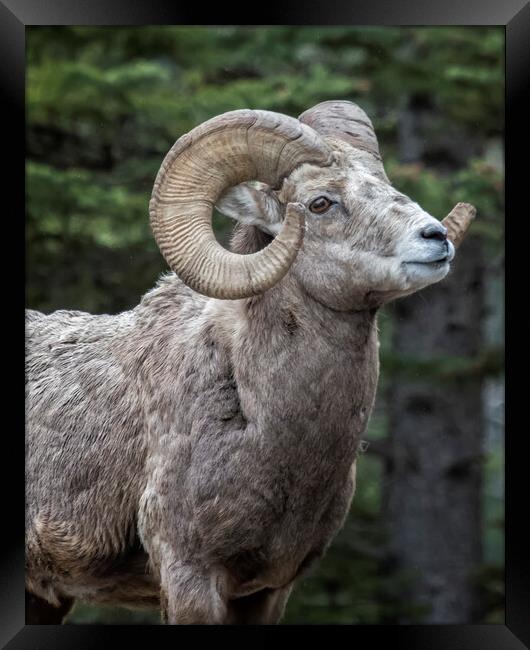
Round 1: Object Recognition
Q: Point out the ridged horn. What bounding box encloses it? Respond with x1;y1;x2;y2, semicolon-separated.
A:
441;203;476;248
149;109;332;299
299;100;382;160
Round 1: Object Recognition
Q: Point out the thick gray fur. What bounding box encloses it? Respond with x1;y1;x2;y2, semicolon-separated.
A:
26;134;455;624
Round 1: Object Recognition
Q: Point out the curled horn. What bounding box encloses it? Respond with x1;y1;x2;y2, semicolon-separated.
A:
149;109;332;299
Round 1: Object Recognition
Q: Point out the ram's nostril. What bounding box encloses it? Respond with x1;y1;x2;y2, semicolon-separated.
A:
420;224;448;242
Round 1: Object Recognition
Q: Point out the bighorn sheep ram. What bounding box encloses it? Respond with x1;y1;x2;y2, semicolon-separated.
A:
26;101;475;624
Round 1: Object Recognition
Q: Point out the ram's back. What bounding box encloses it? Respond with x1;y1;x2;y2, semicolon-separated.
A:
26;307;141;444
25;306;150;590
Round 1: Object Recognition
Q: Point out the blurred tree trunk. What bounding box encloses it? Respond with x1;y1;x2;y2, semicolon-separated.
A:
382;96;485;623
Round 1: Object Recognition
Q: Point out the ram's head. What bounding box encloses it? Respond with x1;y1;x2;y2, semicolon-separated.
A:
150;101;475;310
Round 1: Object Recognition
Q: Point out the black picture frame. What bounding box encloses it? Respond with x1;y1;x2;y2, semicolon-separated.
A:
5;1;525;647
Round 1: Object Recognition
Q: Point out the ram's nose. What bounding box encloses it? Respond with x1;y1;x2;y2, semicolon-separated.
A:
420;223;448;242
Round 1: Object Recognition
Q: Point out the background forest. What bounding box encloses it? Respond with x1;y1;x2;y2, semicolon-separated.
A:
26;26;504;624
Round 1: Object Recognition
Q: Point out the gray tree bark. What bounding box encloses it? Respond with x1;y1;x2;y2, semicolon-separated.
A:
381;96;486;623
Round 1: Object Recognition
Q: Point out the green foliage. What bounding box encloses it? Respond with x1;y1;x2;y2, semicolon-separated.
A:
27;26;504;625
66;602;160;625
381;346;504;383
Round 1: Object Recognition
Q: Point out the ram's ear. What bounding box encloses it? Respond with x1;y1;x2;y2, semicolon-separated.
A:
215;182;283;236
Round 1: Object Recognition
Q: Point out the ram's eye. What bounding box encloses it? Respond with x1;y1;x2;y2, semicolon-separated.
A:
309;196;333;214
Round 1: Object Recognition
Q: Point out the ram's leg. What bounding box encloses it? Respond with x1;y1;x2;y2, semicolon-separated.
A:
226;583;294;625
25;590;74;624
160;561;229;625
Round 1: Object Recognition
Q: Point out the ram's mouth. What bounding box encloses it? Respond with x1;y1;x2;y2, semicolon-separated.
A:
402;255;452;284
403;242;455;267
404;256;451;266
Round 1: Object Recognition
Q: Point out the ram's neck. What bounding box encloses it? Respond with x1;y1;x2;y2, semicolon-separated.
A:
209;273;380;466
